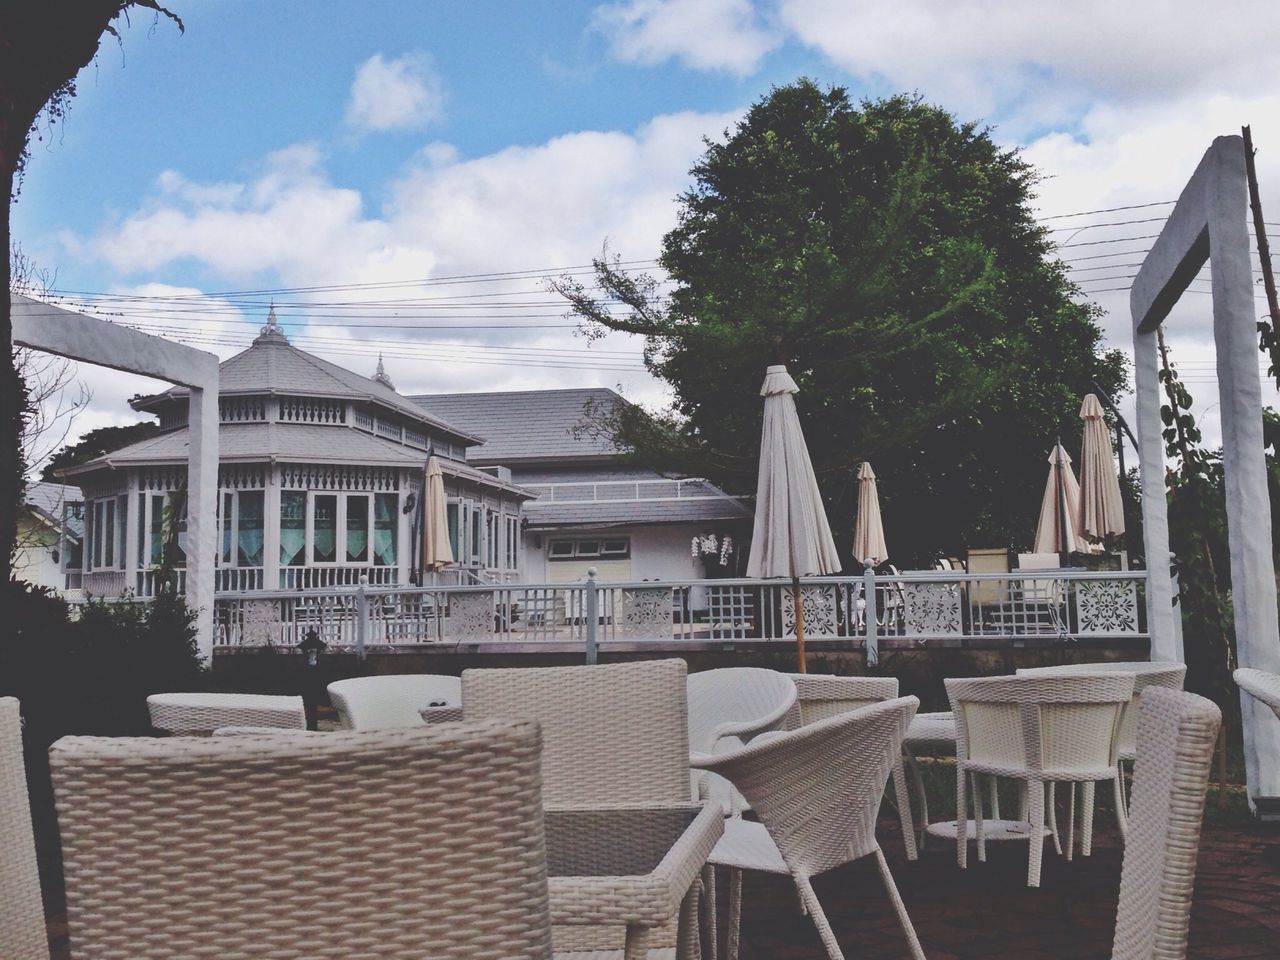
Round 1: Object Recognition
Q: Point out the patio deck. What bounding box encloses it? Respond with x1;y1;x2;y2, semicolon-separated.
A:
42;812;1278;959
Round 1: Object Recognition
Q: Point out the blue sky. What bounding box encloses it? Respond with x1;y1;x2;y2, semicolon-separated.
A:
13;0;1280;459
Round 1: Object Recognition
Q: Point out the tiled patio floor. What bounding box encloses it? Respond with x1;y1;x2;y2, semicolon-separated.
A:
44;816;1280;959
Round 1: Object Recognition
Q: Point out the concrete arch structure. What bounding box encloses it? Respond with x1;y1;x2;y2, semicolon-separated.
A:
1131;135;1280;815
11;294;220;662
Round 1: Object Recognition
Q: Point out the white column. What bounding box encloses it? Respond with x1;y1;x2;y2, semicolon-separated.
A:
263;463;281;592
1133;329;1178;661
186;386;219;662
123;470;140;595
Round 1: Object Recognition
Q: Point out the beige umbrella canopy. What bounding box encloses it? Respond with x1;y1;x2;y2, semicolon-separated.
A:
1033;443;1089;554
745;365;841;671
420;455;454;576
1077;393;1126;543
852;462;888;566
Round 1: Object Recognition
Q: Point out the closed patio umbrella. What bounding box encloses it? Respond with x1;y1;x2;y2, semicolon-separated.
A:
852;461;888;566
1033;443;1088;555
746;365;841;671
1078;393;1126;545
418;455;454;580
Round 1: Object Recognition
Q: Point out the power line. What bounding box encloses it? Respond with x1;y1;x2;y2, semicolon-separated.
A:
1037;200;1176;221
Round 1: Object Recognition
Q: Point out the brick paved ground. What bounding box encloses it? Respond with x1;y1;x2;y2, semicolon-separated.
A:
44;814;1279;959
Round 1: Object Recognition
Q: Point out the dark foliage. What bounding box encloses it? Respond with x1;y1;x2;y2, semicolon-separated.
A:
555;81;1126;566
40;420;160;481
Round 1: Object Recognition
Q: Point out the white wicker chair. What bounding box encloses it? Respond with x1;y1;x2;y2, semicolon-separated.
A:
462;660;697;959
1234;667;1280;718
783;674;918;860
686;667;797;813
1;698;47;960
1110;687;1220;960
327;674;461;729
946;673;1134;887
692;697;924;960
146;692;306;735
50;721;554;959
1019;661;1187;814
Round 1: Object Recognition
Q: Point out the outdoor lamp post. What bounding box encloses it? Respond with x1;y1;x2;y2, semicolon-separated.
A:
296;628;327;730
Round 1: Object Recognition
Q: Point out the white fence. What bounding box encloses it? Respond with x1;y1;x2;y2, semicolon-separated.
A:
212;569;1149;659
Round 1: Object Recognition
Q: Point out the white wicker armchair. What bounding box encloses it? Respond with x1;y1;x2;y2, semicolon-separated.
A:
146;692;306;735
0;698;47;960
50;721;554;960
1234;667;1280;718
692;697;924;960
782;674;918;860
946;673;1134;887
1110;687;1220;960
327;674;461;729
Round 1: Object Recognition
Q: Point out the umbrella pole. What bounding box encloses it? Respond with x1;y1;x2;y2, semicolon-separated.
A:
1056;439;1071;563
792;579;807;674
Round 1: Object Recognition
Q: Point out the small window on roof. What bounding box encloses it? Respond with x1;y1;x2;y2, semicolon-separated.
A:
548;540;575;559
601;539;629;558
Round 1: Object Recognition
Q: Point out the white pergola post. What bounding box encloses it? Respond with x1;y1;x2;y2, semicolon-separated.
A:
11;295;221;662
1131;135;1280;816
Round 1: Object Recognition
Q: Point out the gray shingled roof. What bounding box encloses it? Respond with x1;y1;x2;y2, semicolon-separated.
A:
411;388;625;465
134;338;481;445
22;481;76;529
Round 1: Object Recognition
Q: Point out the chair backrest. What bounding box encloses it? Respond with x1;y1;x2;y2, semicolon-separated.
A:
1111;688;1221;960
783;674;898;729
327;674;462;729
694;697;918;879
0;698;48;960
51;721;552;960
1018;662;1187;758
945;674;1134;774
1234;667;1280;720
147;692;306;735
686;667;798;753
462;659;689;805
967;547;1011;606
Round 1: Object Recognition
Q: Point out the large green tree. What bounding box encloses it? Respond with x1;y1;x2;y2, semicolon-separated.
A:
40;421;160;481
557;81;1126;565
1;2;181;581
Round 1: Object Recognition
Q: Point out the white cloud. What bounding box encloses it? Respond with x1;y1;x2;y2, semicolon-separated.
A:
776;0;1280;134
345;52;445;133
593;0;778;75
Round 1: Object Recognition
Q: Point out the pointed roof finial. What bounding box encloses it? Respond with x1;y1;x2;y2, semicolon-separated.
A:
373;352;395;389
254;300;289;344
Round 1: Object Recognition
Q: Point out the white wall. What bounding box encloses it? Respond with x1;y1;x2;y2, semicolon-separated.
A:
522;523;722;584
14;516;65;593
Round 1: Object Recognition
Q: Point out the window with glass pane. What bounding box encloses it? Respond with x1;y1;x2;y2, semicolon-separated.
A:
374;493;397;566
486;512;498;568
116;496;128;568
103;500;115;566
220;492;233;564
346;494;369;563
313;494;337;563
65;502;84;571
237;491;265;566
173;493;188;567
150;495;165;565
470;507;482;564
447;502;460;559
280;491;306;566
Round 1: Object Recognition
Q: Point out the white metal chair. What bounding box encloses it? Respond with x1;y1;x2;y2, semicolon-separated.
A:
946;673;1134;887
327;674;461;729
1;698;47;960
1110;687;1220;960
692;697;924;960
783;673;919;860
50;721;555;959
146;692;306;735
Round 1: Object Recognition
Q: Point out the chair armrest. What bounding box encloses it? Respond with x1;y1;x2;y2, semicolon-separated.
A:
419;705;465;723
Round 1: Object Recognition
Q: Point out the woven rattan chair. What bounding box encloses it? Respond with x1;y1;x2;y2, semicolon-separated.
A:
146;692;306;735
687;667;797;813
1019;661;1187;813
327;674;461;729
692;697;924;960
50;721;554;960
783;673;918;860
946;673;1134;887
1;698;47;960
1234;667;1280;718
463;660;697;958
1110;687;1220;960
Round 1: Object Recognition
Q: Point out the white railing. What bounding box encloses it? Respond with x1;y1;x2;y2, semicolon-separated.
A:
521;477;737;503
277;565;398;590
212;569;1149;654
